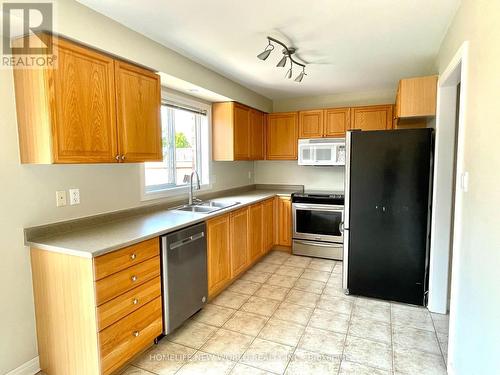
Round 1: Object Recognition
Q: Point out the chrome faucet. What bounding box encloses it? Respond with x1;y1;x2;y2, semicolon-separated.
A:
188;170;201;205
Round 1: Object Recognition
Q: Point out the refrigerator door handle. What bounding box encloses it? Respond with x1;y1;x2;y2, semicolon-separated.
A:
343;131;353;291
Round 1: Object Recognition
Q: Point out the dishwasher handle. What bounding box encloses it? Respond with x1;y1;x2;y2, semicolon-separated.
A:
169;232;205;250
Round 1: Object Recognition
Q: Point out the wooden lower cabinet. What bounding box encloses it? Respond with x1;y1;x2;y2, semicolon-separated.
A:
99;298;163;375
30;239;163;375
262;198;275;253
207;214;232;297
248;203;264;262
230;207;250;278
276;196;292;247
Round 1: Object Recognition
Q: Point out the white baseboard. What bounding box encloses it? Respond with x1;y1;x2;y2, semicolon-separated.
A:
6;357;40;375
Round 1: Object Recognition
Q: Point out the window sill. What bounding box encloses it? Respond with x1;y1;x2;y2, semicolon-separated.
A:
141;183;212;202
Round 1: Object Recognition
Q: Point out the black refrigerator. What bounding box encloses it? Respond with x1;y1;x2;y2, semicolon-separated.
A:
342;129;434;306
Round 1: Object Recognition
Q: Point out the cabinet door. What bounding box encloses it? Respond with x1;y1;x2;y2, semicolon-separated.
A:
207;214;231;297
230;208;249;278
115;60;162;162
351;105;393;131
324;108;350;137
266;112;298;160
299;110;324;138
277;197;292;247
397;75;438;118
248;203;264;262
233;104;251;160
262;199;275;253
51;38;118;163
250;109;265;160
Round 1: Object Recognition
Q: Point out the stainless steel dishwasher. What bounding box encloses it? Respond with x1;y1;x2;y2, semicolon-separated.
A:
161;222;207;334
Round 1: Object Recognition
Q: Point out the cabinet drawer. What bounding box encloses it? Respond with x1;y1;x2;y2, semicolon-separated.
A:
97;276;161;331
95;256;160;305
99;297;163;375
94;238;159;281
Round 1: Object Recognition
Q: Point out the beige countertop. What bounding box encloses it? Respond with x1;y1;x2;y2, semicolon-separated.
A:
25;189;295;258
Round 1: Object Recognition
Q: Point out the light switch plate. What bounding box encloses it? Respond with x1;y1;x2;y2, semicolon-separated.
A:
69;188;80;205
56;191;67;207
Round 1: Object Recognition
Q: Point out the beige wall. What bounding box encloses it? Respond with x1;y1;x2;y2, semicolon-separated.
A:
254;161;344;191
436;0;500;374
272;88;396;112
0;0;269;372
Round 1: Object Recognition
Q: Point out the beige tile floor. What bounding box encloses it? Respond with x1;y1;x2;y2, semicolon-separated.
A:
121;251;449;375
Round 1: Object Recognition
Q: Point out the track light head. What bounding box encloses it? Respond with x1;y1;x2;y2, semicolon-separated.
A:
257;36;307;82
276;55;288;67
294;71;305;82
257;48;272;60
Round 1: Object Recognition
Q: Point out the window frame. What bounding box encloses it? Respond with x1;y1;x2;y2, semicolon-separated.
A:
140;90;212;201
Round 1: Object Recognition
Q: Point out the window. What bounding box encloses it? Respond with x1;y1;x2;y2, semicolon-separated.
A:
143;94;210;197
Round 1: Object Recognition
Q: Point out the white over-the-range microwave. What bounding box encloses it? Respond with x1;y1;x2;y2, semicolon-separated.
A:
298;138;346;166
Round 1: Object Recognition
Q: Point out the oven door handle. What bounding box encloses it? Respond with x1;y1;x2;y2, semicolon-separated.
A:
292;203;344;211
339;221;344;233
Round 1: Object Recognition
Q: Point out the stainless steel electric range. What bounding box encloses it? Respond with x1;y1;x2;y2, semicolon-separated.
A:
292;190;344;260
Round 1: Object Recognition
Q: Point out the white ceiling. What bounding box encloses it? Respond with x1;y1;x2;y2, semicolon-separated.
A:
77;0;459;100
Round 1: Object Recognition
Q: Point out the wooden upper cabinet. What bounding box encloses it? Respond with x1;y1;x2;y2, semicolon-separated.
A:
250;109;265;160
230;208;249;278
396;75;438;118
350;105;393;131
13;34;162;164
299;110;324;138
324;108;350;137
212;102;265;161
114;60;162;163
207;214;231;297
233;104;251;160
14;37;118;163
266;112;298;160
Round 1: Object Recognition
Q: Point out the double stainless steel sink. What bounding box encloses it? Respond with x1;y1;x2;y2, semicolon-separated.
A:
173;200;240;214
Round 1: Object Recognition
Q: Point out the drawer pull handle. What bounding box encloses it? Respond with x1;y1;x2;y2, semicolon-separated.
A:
131;275;138;282
132;298;139;305
130;253;137;260
132;331;140;337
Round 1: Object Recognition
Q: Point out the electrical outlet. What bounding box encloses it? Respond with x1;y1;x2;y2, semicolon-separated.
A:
69;188;80;205
56;191;67;207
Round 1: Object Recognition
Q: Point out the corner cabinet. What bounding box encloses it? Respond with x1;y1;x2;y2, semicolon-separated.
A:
13;35;162;164
212;102;265;161
266;112;299;160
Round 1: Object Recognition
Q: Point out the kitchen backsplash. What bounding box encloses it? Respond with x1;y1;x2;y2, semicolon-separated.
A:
254;161;345;192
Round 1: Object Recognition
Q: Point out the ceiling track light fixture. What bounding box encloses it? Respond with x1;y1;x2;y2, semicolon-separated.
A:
257;36;307;83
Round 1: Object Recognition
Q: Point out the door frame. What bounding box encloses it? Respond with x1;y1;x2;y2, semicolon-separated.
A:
428;41;469;373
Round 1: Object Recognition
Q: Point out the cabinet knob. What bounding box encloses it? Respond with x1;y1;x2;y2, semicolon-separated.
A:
132;331;140;337
132;298;139;305
130;253;137;260
115;155;120;161
131;275;137;282
121;155;126;161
